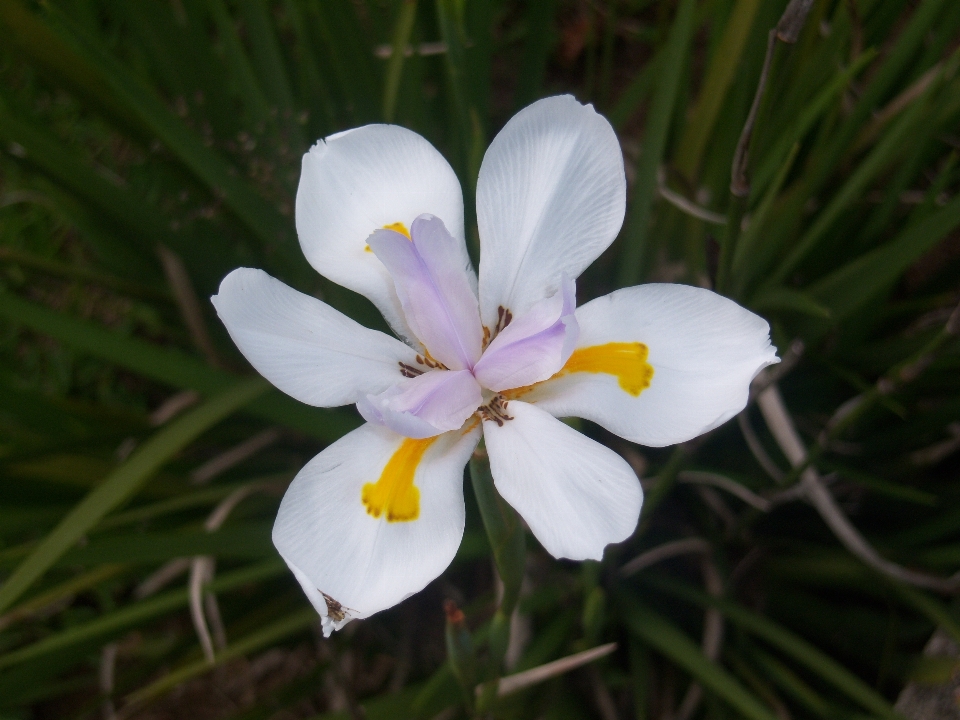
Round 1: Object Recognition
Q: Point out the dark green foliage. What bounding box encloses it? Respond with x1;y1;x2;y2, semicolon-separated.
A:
0;0;958;718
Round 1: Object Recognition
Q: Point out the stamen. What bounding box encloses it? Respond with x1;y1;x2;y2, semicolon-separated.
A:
494;305;513;335
398;361;424;378
478;395;514;426
361;436;437;522
415;352;448;371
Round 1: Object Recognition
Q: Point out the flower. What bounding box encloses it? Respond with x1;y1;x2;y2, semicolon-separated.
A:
212;95;778;636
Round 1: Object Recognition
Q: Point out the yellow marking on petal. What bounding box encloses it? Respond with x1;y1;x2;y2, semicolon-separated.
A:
383;221;411;239
502;342;654;400
366;222;410;253
501;384;534;400
462;416;480;435
362;436;437;522
561;342;654;396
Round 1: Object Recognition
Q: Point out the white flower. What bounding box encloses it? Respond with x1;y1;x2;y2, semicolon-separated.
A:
212;96;778;636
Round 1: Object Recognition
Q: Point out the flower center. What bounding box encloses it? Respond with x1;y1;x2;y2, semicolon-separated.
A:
478;394;513;426
361;436;437;522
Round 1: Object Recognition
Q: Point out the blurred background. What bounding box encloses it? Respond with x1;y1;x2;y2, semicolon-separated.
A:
0;0;959;718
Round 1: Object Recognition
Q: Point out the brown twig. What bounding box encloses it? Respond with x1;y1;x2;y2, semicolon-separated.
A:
756;383;960;593
486;643;617;698
676;559;724;720
730;0;819;196
157;244;224;368
678;470;773;512
620;538;712;578
190;428;282;485
738;412;787;484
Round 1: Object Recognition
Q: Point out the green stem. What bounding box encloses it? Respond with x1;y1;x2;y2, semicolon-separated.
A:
468;452;526;715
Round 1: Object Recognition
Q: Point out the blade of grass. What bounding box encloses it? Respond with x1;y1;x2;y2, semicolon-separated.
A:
617;593;778;720
674;0;764;181
805;192;960;319
0;559;285;668
307;1;381;124
0;246;169;302
44;6;301;271
383;0;418;122
513;0;558;111
608;51;659;131
730;142;800;294
0;0;141;138
235;0;306;151
0;379;268;614
59;522;274;566
804;0;951;195
750;49;877;198
0;291;358;439
281;0;336;136
748;645;833;718
205;0;273;128
122;606;316;706
0;564;126;631
766;94;933;287
640;575;903;719
0;100;160;256
617;0;697;287
891;584;960;647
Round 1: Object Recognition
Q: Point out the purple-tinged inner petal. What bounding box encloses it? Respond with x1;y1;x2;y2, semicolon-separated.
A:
473;276;579;392
357;369;482;439
368;215;483;371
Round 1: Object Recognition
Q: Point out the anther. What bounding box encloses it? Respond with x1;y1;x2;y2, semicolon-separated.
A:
478;395;514;426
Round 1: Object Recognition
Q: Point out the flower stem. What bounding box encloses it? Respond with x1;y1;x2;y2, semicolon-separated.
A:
468;450;526;715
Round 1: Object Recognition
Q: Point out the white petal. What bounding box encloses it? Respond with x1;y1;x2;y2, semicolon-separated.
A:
296;125;471;340
482;401;642;561
212;268;419;407
522;284;779;446
476;95;625;329
273;420;482;629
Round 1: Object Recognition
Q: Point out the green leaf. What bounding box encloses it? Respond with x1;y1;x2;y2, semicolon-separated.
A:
0;560;285;669
59;522;274;566
44;5;301;268
674;0;764;180
617;0;697;286
808;192;960;319
640;575;903;719
892;584;960;648
383;1;418;122
0;292;358;439
769;95;932;287
752;286;832;319
513;0;558;111
122;606;317;706
617;592;779;720
0;378;268;614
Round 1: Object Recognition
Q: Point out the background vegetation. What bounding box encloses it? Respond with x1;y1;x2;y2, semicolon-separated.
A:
0;0;959;718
